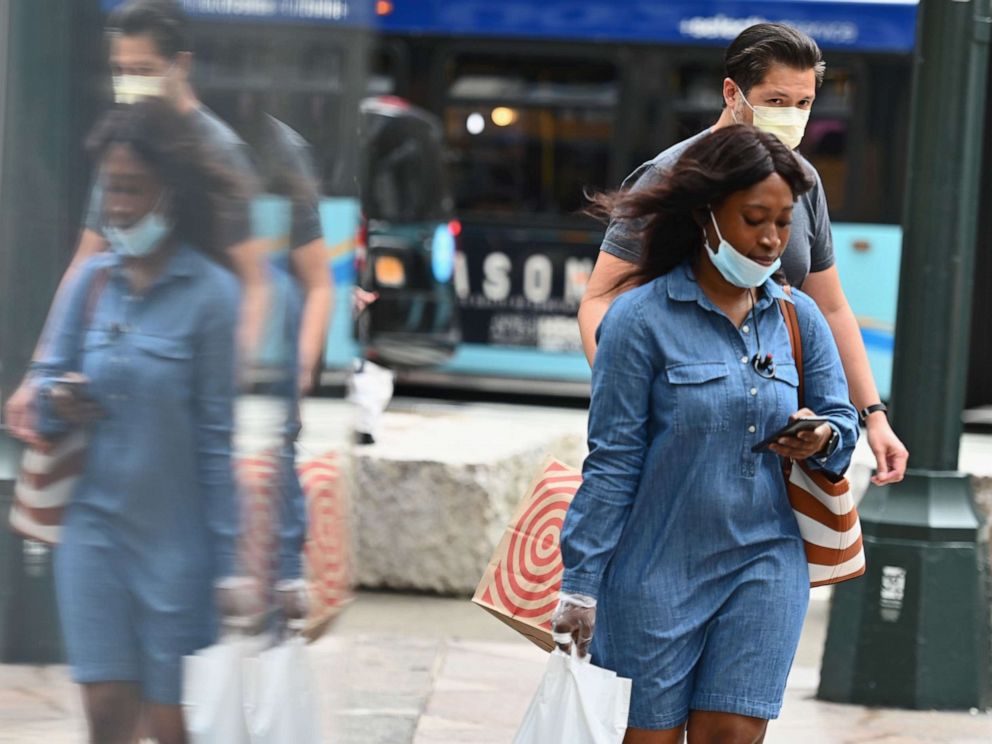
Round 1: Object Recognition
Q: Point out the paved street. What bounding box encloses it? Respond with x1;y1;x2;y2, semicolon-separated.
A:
2;590;992;743
3;398;992;742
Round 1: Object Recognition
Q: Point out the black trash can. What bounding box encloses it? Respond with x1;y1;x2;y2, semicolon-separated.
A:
0;431;64;664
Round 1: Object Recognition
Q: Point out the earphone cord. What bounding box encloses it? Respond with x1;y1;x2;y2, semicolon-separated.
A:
749;289;773;373
749;289;761;356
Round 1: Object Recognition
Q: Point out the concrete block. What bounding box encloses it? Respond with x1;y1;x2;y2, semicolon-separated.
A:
349;405;586;595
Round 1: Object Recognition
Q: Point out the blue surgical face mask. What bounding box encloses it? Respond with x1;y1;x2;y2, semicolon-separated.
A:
105;198;172;258
704;211;781;288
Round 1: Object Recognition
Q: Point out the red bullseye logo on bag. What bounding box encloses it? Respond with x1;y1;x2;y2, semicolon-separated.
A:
237;452;281;588
473;459;581;651
237;450;353;640
299;455;353;627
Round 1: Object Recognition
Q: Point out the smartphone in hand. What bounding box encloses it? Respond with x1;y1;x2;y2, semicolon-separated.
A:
52;376;97;402
751;417;830;454
50;375;105;424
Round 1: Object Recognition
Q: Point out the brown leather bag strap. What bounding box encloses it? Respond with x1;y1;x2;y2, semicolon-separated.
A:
778;292;804;408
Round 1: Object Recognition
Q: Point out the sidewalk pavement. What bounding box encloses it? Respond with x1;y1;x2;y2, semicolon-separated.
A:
4;400;991;742
2;590;991;743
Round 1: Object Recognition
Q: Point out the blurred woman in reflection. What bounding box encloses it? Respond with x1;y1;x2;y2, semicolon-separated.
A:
33;99;247;744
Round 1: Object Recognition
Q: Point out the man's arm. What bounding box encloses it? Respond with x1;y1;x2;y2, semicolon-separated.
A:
577;252;636;366
226;236;271;364
803;266;909;485
290;238;333;394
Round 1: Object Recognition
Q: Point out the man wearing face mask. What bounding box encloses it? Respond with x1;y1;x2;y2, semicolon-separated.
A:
578;22;909;487
4;0;267;445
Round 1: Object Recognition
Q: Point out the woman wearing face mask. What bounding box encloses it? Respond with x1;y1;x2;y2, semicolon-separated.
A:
552;125;859;744
32;100;250;744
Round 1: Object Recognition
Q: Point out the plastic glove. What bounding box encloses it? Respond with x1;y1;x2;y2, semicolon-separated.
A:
215;576;266;633
550;592;597;658
275;578;310;634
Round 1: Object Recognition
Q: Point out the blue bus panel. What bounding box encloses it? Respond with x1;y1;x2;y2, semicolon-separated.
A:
100;0;375;27
319;199;362;370
249;195;360;372
831;222;901;400
438;222;902;400
379;1;919;54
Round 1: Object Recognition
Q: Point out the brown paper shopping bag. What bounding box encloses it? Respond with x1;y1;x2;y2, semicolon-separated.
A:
237;449;353;640
472;458;582;652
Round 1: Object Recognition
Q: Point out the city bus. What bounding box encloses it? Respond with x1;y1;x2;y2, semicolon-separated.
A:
372;0;923;397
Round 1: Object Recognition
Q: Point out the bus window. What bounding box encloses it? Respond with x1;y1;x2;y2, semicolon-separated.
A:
442;54;618;220
193;31;350;193
670;61;725;142
301;42;344;87
369;45;401;96
798;67;856;215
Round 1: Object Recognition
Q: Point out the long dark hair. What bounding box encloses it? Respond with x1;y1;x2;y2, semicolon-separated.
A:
87;99;245;263
589;125;815;291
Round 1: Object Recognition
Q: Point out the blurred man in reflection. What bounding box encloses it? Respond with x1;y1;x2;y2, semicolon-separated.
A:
221;95;335;619
32;100;252;744
4;0;267;445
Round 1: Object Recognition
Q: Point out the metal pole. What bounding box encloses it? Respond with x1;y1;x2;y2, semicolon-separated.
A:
0;1;101;407
819;0;992;709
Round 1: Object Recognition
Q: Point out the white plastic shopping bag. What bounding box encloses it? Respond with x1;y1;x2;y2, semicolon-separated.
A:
244;637;323;743
513;648;632;744
183;637;258;744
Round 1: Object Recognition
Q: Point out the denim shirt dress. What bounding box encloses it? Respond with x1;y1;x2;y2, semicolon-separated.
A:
35;246;241;705
560;261;858;729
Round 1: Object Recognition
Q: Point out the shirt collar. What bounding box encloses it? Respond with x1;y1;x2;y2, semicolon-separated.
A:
666;260;794;310
165;244;199;278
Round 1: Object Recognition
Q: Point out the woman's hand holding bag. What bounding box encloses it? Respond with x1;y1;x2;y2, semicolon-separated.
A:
551;592;597;658
215;576;267;634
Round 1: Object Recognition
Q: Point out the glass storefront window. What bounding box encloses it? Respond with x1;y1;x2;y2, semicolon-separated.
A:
443;54;617;217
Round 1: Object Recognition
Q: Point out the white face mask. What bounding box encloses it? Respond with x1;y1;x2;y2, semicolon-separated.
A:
113;74;166;104
734;86;811;150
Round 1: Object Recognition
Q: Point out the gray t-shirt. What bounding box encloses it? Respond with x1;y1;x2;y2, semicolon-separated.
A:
256;116;323;251
85;104;257;251
601;130;834;288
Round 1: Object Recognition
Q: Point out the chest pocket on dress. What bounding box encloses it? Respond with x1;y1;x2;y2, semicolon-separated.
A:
770;362;800;413
665;361;730;434
131;335;194;399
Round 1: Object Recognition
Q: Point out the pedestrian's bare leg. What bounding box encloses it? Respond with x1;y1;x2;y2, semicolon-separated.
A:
145;703;188;744
686;710;767;744
132;705;153;742
82;682;142;744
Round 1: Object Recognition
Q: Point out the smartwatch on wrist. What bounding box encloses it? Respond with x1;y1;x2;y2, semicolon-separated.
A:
859;402;888;425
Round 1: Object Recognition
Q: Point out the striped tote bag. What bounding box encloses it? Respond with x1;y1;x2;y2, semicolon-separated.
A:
8;267;110;544
779;296;866;587
10;429;88;544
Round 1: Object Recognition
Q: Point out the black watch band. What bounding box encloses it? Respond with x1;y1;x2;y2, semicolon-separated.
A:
823;428;840;458
859;402;888;424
